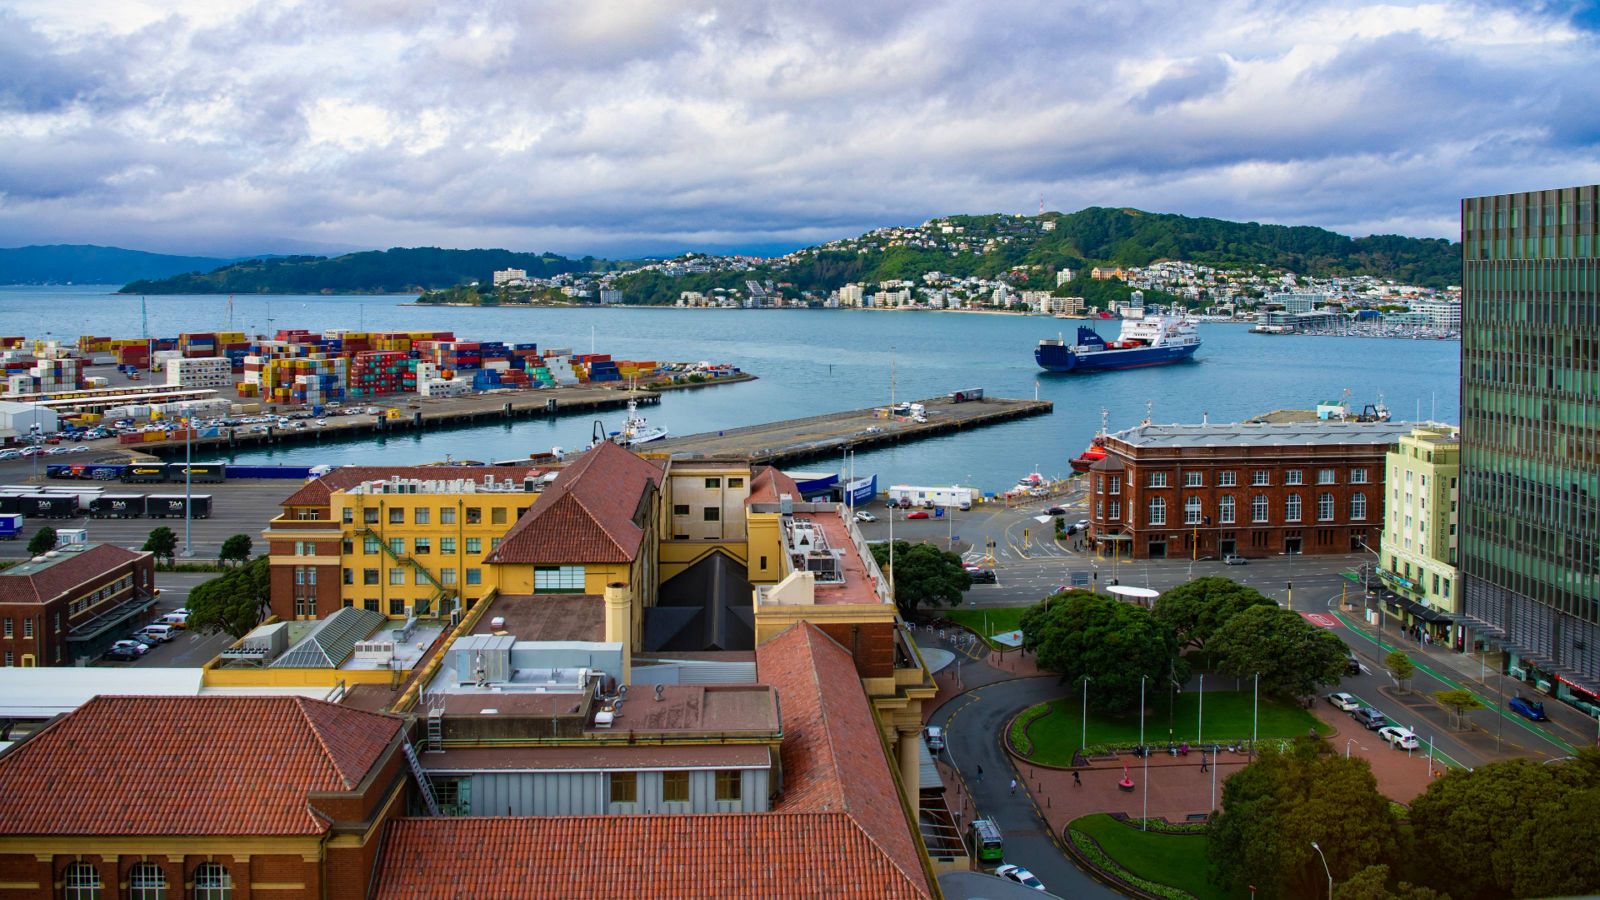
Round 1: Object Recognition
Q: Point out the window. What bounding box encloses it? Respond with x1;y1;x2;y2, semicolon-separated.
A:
389;568;406;585
341;537;353;554
466;507;482;525
1109;476;1121;495
363;598;379;612
465;537;481;554
1443;578;1451;599
193;862;233;900
490;537;502;551
1184;496;1202;525
63;862;101;900
440;507;456;524
3;651;10;666
389;508;404;524
389;598;406;616
704;477;721;488
1318;492;1336;521
341;508;354;524
414;507;430;525
1185;471;1203;487
441;538;456;555
662;770;689;802
466;568;482;585
343;568;353;585
364;536;380;554
441;568;457;585
490;507;506;525
388;538;403;555
129;863;167;899
704;507;720;521
715;769;743;802
1147;497;1166;526
1285;470;1303;486
1108;501;1121;520
1218;471;1237;487
2;619;9;638
414;570;429;586
1252;470;1270;486
1317;468;1337;485
1351;492;1367;520
673;504;690;515
435;776;471;816
728;477;744;489
414;538;431;554
1252;494;1270;523
363;508;379;525
1351;468;1368;484
1147;472;1168;488
363;568;379;585
534;565;585;592
1219;495;1236;524
610;771;637;803
1285;494;1302;522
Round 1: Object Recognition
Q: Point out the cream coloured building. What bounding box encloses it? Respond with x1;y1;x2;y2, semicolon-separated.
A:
1379;425;1461;639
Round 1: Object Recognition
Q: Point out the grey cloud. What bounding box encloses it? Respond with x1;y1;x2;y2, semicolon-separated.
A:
1135;56;1232;112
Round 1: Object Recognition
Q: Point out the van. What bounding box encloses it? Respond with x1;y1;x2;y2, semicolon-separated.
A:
157;611;189;628
140;624;176;642
924;726;946;752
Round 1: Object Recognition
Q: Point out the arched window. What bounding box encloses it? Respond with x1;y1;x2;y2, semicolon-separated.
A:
129;863;167;900
1318;492;1336;521
1218;495;1236;524
1251;494;1269;523
1350;492;1367;520
193;863;233;900
63;863;101;900
1285;493;1302;522
1148;497;1166;526
1184;496;1203;525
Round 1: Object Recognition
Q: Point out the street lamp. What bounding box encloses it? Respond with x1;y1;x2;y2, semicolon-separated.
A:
1311;841;1332;900
1080;675;1092;752
1140;674;1148;830
1345;738;1355;759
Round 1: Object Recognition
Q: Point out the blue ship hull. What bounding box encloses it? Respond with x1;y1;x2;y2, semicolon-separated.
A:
1035;340;1200;373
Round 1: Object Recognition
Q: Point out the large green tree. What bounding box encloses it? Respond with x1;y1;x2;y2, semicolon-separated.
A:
1152;576;1278;650
1209;604;1348;698
1019;591;1180;714
219;534;253;567
142;526;178;567
26;526;57;556
1334;865;1450;900
868;540;971;617
186;556;270;640
1210;740;1400;899
1508;784;1600;898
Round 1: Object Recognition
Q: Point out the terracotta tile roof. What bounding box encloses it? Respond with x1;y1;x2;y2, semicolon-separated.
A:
281;465;546;508
0;696;402;836
485;441;662;565
374;814;928;899
0;543;147;606
756;623;930;896
748;466;801;504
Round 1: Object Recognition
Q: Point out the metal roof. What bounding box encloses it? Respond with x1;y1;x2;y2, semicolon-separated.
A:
0;668;205;718
1109;421;1415;449
271;606;387;669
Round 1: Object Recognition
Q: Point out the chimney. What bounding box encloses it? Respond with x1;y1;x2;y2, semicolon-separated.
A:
603;582;632;684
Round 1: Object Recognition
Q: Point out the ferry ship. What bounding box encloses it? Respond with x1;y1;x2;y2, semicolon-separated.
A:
1035;312;1201;373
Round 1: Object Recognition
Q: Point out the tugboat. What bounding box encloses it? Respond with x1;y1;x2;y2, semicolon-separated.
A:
1070;411;1112;474
614;396;668;447
1036;310;1200;373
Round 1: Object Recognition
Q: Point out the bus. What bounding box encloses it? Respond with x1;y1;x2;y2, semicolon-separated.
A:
968;818;1003;865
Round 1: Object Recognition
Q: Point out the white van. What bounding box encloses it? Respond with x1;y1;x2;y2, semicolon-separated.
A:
157;611;189;628
140;624;176;642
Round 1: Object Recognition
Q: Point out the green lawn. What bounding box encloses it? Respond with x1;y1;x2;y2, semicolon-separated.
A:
1071;814;1244;900
1016;690;1330;764
943;606;1029;644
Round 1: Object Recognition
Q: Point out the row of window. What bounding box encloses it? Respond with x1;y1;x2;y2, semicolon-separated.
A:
346;567;481;586
67;575;135;617
313;536;501;557
64;861;232;899
671;504;722;521
1101;492;1368;525
608;769;742;803
342;506;515;526
701;477;745;489
1139;468;1367;489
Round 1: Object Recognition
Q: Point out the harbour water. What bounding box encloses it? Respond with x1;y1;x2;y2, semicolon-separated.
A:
0;286;1461;491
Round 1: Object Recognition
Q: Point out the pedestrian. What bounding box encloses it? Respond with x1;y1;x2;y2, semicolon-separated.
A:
1009;778;1018;795
1072;770;1081;787
976;765;983;783
1201;753;1209;773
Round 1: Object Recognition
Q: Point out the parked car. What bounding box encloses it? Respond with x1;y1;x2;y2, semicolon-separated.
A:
157;611;189;628
103;644;141;662
853;511;877;523
1073;519;1089;531
105;640;149;661
907;510;930;520
1222;554;1248;565
1353;708;1388;730
924;726;945;752
1379;726;1420;750
139;624;176;643
995;864;1046;892
1327;692;1361;712
1508;695;1549;722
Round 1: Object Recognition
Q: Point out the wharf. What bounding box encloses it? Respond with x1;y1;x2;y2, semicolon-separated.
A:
639;395;1052;466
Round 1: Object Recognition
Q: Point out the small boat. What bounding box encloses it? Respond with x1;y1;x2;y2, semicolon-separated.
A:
1070;409;1111;474
592;397;668;450
1012;472;1046;493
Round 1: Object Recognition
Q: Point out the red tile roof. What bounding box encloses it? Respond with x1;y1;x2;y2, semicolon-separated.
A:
756;623;930;896
485;441;663;565
0;543;147;606
281;465;547;508
374;814;928;899
0;696;402;836
748;466;801;504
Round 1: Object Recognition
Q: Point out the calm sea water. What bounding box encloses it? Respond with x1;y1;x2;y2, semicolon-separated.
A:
0;285;1461;491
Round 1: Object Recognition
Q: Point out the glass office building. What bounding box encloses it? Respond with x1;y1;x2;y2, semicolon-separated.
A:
1459;185;1600;699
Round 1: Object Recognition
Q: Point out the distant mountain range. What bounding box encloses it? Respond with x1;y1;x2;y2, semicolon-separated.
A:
0;245;234;285
119;248;604;295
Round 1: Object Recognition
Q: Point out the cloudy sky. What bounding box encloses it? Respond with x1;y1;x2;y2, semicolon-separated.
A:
2;0;1597;257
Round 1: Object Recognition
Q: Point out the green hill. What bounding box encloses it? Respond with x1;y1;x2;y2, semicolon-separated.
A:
119;247;599;294
1;244;232;285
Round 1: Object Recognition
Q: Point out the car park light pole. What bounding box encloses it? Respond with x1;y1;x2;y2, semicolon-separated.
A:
1311;841;1332;900
180;418;193;558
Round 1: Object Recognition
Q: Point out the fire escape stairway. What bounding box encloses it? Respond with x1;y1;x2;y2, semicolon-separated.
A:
360;527;453;616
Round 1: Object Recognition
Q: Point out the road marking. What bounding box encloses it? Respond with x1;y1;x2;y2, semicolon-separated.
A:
1302;613;1338;629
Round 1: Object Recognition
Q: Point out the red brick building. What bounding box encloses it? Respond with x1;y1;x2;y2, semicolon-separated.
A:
0;544;155;667
1089;421;1412;560
0;695;408;900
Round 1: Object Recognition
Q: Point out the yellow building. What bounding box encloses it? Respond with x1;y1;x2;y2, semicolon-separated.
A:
1379;425;1461;640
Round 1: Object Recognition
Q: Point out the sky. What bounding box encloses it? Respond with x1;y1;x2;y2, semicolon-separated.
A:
1;0;1598;258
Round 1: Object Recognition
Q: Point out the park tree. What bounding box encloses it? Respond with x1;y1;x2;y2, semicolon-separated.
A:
219;534;253;567
1507;784;1600;898
1210;740;1400;899
1386;651;1416;693
142;526;178;567
1408;758;1572;898
868;540;971;618
1152;576;1277;650
1432;689;1483;730
1019;590;1179;714
186;557;270;640
1209;604;1348;699
26;526;57;556
1335;865;1451;900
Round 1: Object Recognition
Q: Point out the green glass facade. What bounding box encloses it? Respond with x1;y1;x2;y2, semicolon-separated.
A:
1460;185;1600;692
